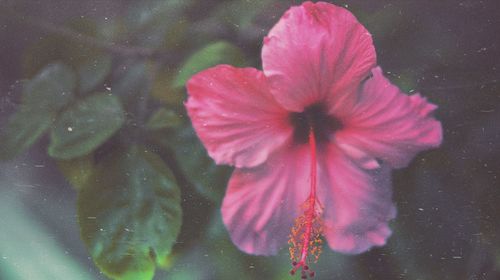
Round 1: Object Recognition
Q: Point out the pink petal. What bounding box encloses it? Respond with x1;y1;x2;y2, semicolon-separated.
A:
186;65;292;168
318;144;396;254
337;67;443;168
221;145;310;255
262;1;376;113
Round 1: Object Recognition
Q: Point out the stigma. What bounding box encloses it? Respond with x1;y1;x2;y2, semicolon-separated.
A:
288;127;324;279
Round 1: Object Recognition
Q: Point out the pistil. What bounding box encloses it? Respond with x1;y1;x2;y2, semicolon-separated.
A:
289;127;323;279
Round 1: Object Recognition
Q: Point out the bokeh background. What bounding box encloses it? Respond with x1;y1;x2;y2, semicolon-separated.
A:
0;0;499;279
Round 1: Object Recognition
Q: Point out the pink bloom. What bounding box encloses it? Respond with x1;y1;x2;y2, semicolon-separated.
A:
186;1;442;277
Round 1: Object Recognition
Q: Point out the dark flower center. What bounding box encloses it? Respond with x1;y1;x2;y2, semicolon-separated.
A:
289;103;343;144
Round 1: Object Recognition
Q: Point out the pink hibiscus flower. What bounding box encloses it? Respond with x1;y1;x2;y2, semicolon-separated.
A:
186;1;442;278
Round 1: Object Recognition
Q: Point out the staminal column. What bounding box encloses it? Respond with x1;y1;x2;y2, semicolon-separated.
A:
289;127;323;279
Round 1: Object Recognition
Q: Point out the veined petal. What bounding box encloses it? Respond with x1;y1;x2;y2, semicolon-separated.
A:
262;1;376;113
318;145;396;254
221;145;310;255
337;67;443;168
186;65;292;168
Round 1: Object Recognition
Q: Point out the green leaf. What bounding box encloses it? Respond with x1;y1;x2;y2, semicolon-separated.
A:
0;62;77;160
56;155;95;190
0;107;53;160
48;93;125;159
172;41;245;88
146;108;182;130
166;126;231;203
78;146;182;280
151;68;184;107
77;54;112;93
112;62;151;100
23;62;76;111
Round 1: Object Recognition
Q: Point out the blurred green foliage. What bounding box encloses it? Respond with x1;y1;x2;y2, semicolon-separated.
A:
78;146;181;279
48;93;125;159
77;54;113;93
0;62;75;160
0;106;53;160
165;126;232;204
22;63;76;110
125;0;192;49
146;108;182;130
172;41;245;88
0;0;499;279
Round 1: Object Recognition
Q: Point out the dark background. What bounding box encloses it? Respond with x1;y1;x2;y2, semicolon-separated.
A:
0;0;499;279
